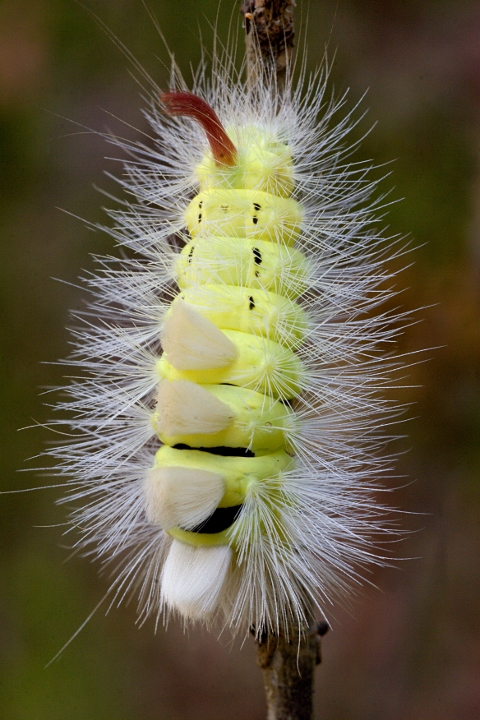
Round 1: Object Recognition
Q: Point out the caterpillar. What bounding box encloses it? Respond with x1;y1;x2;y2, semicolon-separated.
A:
50;32;407;637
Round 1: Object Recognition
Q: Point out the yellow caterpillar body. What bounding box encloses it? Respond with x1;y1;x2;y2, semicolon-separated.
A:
52;48;408;636
131;106;325;621
146;125;305;561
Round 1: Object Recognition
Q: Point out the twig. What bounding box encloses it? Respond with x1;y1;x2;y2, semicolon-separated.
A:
240;0;296;93
239;3;328;718
253;621;330;720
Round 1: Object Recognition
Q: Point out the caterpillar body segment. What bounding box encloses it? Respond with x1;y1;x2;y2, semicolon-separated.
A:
153;380;297;455
196;124;295;197
156;327;306;399
152;445;294;510
176;236;311;299
170;284;309;347
185;189;303;244
149;445;294;543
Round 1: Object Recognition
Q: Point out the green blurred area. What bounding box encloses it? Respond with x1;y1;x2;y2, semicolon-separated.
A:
1;1;479;718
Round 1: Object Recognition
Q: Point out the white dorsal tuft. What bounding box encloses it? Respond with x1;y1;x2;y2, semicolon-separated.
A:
161;300;237;369
155;379;234;436
161;540;232;619
144;466;225;530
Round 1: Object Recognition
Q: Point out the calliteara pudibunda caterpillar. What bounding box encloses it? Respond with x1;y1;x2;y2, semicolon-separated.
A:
46;3;414;648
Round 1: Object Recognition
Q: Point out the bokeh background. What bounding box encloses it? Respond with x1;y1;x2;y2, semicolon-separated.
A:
1;1;479;718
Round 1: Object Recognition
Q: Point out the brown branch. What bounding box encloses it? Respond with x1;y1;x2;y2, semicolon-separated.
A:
240;0;296;92
254;621;330;720
240;4;328;717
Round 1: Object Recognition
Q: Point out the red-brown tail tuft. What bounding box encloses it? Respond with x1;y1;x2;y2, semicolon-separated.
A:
161;91;237;167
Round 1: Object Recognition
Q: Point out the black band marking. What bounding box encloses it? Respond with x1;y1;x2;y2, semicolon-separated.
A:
172;444;255;458
188;504;243;534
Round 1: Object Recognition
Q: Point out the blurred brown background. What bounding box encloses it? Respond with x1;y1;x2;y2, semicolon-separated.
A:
1;1;479;718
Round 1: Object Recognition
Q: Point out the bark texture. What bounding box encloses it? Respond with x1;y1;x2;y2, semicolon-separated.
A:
255;622;329;720
240;0;296;91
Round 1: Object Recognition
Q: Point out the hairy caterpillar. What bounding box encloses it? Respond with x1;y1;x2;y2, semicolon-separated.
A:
50;28;408;638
